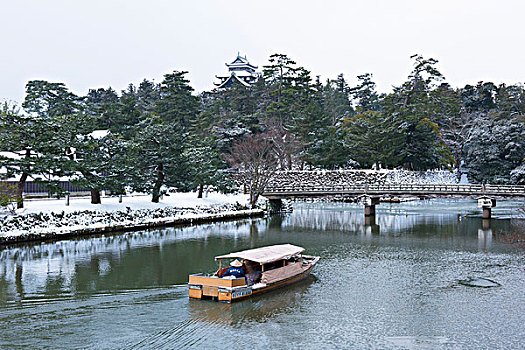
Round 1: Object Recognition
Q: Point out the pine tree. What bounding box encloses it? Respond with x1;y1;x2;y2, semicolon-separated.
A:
0;102;66;208
349;73;381;112
262;53;314;168
156;71;199;127
381;54;450;170
68;127;132;204
2;80;86;207
129;115;189;202
324;76;353;126
85;87;120;130
118;84;143;138
343;111;390;168
126;71;198;202
463;84;525;184
22;80;83;118
185;98;229;198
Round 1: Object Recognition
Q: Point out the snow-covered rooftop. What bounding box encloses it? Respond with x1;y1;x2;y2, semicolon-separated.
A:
89;129;110;139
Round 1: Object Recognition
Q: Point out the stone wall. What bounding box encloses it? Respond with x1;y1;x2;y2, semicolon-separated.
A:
264;169;460;189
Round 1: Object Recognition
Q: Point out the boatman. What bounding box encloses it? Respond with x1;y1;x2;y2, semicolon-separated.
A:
222;259;245;278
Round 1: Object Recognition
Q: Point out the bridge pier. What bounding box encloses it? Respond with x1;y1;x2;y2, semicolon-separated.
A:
364;215;380;235
268;198;283;214
478;196;497;219
360;195;380;217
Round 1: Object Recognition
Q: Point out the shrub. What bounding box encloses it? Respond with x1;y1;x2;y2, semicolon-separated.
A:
0;181;17;214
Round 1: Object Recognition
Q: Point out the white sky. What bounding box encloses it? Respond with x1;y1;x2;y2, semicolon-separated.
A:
1;0;524;104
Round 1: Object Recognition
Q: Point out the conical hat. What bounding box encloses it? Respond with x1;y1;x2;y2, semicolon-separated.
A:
230;259;242;267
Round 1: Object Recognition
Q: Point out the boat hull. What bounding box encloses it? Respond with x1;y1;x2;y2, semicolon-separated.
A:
189;256;319;303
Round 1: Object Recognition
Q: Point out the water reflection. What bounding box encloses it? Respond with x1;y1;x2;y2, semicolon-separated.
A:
476;218;492;251
364;215;380;236
0;199;523;349
0;219;266;305
188;276;316;326
0;200;518;307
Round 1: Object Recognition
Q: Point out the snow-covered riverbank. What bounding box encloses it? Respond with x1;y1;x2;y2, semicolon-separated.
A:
0;193;263;244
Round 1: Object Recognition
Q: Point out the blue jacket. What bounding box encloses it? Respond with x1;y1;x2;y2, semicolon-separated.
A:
223;267;245;278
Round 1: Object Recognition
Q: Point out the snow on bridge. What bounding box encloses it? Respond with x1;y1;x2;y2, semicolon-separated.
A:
262;170;525;198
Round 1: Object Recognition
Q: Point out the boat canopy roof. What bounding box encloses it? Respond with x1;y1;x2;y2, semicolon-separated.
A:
215;244;305;264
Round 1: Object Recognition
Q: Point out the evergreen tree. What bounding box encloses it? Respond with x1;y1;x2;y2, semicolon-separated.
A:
349;73;382;112
381;54;451;170
291;99;331;167
126;71;197;202
262;53;314;168
343;111;390;168
1;80;85;207
200;88;261;154
461;82;498;113
0;103;56;208
85;87;120;130
185;100;229;198
309;126;351;169
464;112;525;183
324;76;353;126
22;80;83;118
433;83;472;179
129;115;189;202
118;84;143;138
136;79;160;115
156;71;199;127
262;53;312;124
68;127;132;204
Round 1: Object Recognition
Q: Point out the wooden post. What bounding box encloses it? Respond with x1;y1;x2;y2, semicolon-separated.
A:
364;214;380;235
119;194;123;203
361;195;380;217
65;194;70;206
478;196;496;220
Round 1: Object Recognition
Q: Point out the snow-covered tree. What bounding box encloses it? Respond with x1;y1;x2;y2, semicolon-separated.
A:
0;101;69;208
69;129;132;204
464;113;525;184
129;115;189;202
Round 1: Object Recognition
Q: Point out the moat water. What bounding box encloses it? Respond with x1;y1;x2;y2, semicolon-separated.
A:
1;199;524;349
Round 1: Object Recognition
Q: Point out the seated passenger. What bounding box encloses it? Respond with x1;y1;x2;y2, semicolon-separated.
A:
245;271;262;286
222;259;245;278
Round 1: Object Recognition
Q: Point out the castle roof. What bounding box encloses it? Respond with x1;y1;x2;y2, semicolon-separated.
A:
214;74;252;88
226;53;258;70
214;53;260;89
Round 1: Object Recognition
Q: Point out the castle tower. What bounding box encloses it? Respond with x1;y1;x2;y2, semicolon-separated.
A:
215;53;260;88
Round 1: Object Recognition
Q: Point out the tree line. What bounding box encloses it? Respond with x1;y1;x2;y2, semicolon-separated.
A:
1;53;524;208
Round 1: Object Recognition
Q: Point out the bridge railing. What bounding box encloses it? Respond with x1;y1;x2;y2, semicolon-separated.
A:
263;183;525;195
484;184;525;194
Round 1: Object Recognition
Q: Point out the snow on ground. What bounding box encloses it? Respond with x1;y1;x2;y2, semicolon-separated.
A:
16;192;251;216
0;192;254;240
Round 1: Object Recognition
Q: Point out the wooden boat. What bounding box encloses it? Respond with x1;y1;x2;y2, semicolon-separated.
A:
188;244;319;303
